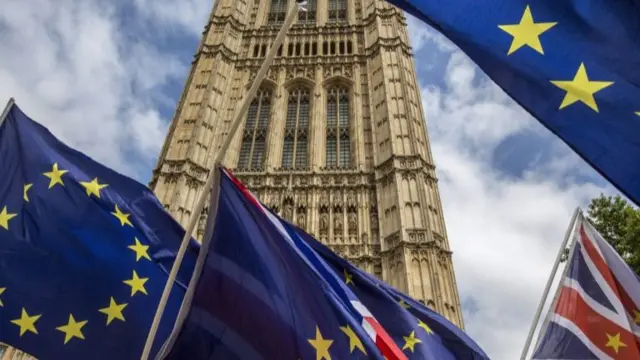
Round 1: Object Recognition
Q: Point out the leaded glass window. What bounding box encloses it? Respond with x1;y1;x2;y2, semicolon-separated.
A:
238;89;272;170
282;88;310;169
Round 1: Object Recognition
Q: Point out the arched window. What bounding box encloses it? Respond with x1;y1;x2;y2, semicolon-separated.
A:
268;0;287;25
325;86;351;168
298;0;316;24
282;88;310;169
328;0;347;22
238;89;272;170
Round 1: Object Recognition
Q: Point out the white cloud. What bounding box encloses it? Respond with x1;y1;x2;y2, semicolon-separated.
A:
0;0;186;179
408;17;621;359
133;0;212;35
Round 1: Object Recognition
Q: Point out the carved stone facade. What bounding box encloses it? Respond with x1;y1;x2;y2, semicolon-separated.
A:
149;0;465;329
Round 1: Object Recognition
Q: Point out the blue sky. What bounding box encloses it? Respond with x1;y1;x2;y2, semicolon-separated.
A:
0;0;625;358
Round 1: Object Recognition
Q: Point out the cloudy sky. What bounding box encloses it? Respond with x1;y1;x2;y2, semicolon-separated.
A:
0;0;626;358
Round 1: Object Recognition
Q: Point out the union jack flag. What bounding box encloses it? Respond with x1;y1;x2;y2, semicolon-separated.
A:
532;213;640;359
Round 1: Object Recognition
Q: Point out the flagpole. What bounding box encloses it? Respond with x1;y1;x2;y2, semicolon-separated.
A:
519;207;580;360
139;2;302;359
531;212;581;353
0;97;15;127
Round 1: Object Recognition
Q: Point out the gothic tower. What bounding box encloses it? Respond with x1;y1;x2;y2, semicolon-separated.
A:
150;0;465;328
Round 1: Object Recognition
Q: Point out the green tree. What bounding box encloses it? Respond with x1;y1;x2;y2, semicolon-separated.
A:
586;194;640;274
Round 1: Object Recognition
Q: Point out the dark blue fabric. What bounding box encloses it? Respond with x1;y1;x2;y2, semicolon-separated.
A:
565;243;615;312
387;0;640;205
0;104;199;360
532;322;598;359
164;168;487;359
164;170;380;359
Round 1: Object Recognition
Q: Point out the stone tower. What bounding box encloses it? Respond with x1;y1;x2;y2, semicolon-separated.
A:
150;0;465;328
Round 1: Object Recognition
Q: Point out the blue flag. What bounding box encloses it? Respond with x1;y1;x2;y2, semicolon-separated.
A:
159;166;487;359
295;226;489;360
386;0;640;205
0;102;199;359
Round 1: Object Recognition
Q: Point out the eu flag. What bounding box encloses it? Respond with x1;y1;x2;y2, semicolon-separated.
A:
387;0;640;205
0;101;199;359
158;166;487;359
298;229;490;360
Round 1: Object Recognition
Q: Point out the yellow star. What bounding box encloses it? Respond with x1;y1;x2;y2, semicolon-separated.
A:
0;206;17;231
23;183;32;202
418;319;434;335
308;326;333;360
43;163;68;189
402;330;422;353
399;299;410;309
636;111;640;116
98;297;127;325
11;308;41;336
80;177;108;198
0;287;4;306
550;63;614;112
56;314;88;344
344;269;353;285
633;309;640;325
112;205;133;227
498;5;557;55
605;332;627;354
128;237;151;262
339;325;366;354
123;270;148;296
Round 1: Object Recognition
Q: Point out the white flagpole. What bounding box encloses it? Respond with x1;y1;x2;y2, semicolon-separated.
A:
139;2;303;359
530;212;581;354
519;207;580;360
0;97;16;127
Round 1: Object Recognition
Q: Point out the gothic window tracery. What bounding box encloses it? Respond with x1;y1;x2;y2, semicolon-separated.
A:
238;89;272;170
325;86;351;168
268;0;287;24
298;0;316;23
328;0;347;22
282;87;310;169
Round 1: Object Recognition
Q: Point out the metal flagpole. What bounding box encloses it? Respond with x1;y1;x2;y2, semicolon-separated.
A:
0;98;16;127
139;2;303;359
519;207;580;360
530;212;581;354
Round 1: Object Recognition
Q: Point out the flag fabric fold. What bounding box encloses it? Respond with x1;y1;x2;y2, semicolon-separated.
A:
159;166;487;359
0;102;199;359
386;0;640;205
532;213;640;359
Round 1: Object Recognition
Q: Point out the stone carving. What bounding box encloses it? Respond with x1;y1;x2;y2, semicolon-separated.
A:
333;190;342;205
267;68;278;82
286;67;314;82
296;213;306;227
347;191;356;206
320;192;329;205
348;213;357;234
344;66;352;78
298;193;307;207
334;215;343;233
284;206;293;221
320;214;329;233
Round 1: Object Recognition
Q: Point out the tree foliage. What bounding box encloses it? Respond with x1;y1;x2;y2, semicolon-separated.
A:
586;194;640;274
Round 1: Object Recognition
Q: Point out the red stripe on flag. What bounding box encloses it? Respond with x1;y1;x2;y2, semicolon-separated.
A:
223;168;264;211
555;286;640;359
364;317;408;360
579;226;640;324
